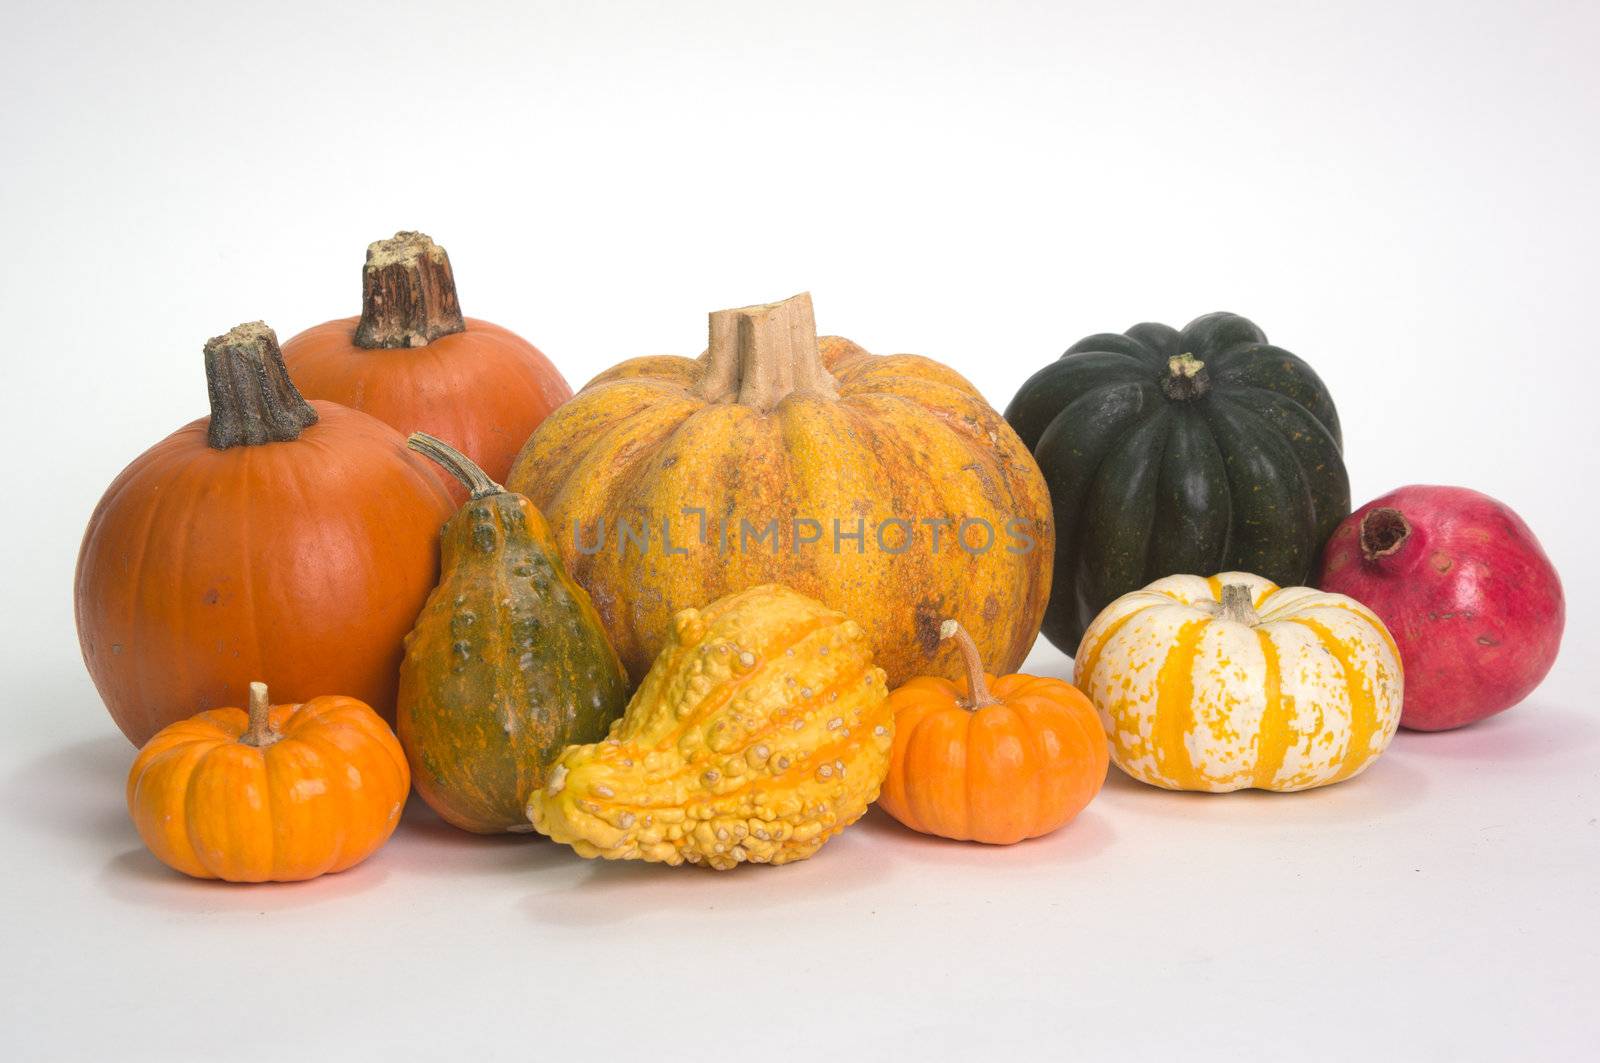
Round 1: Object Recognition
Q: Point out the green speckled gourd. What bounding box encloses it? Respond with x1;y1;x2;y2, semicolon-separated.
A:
1005;313;1349;653
397;433;629;833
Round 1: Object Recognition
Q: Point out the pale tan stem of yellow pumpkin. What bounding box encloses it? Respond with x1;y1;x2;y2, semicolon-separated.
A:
1218;584;1261;626
355;231;467;349
407;432;503;499
697;292;840;410
239;681;281;748
940;619;1003;709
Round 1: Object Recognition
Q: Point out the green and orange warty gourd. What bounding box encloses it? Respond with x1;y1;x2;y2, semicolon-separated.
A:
75;323;454;744
1074;572;1403;792
127;682;410;882
528;584;894;869
506;292;1053;690
397;434;629;834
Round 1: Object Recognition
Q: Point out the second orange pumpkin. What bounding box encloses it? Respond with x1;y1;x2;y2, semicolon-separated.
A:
879;621;1108;845
283;231;571;490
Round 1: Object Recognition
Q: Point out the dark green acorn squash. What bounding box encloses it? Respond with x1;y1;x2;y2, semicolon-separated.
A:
1005;313;1349;653
397;433;629;833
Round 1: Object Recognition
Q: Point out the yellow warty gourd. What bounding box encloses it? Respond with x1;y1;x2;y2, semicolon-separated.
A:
1074;572;1403;792
528;584;893;869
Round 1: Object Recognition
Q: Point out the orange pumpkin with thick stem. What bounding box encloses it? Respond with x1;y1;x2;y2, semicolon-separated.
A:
879;620;1108;845
282;231;571;495
126;682;410;882
74;322;454;745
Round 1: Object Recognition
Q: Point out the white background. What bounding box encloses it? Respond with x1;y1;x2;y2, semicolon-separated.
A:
3;1;1597;1059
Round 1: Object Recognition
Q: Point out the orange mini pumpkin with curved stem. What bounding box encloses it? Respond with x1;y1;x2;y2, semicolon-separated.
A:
879;621;1108;845
127;682;411;882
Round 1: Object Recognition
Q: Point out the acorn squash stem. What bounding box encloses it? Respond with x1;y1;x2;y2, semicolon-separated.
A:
940;619;1002;709
697;292;839;410
1162;353;1211;400
407;432;503;498
203;322;319;449
355;231;467;349
239;681;280;747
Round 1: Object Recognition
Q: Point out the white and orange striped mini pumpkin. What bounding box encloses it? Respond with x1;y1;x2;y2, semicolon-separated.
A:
1073;572;1402;792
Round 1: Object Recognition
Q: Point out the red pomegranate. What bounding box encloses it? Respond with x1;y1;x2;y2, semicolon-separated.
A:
1319;485;1564;731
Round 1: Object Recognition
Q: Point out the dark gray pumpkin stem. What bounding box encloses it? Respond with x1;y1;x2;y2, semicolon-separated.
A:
204;322;318;449
355;231;467;349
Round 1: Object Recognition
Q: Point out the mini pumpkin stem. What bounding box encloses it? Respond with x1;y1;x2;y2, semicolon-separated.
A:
940;619;1002;709
204;322;319;449
1217;584;1261;626
697;292;840;410
1162;353;1211;401
1360;507;1412;560
239;681;280;747
407;432;504;499
355;232;467;349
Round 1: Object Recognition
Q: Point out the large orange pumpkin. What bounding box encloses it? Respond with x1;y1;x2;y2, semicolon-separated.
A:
75;322;454;744
282;231;571;492
127;682;410;882
879;620;1108;844
505;292;1054;688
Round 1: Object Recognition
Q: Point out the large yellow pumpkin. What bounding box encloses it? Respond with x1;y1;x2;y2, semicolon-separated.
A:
506;293;1053;687
1073;572;1403;792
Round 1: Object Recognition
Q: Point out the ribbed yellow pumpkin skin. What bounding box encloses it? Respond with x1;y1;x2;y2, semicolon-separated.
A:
1073;572;1403;792
504;336;1053;690
527;584;893;869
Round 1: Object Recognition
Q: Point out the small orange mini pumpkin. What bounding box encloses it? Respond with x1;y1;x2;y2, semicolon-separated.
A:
879;621;1108;845
126;682;410;882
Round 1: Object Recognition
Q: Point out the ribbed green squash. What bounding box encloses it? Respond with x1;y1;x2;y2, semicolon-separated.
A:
1005;313;1349;653
397;433;629;833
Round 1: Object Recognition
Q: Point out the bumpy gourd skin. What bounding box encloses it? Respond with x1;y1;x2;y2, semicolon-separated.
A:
528;584;893;869
399;488;629;833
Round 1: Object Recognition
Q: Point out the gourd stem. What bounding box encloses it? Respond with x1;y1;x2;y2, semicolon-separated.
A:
239;682;279;747
1218;584;1261;626
204;322;319;449
407;432;503;499
355;232;467;349
940;619;1002;709
696;292;840;410
1163;353;1211;401
1360;507;1412;560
